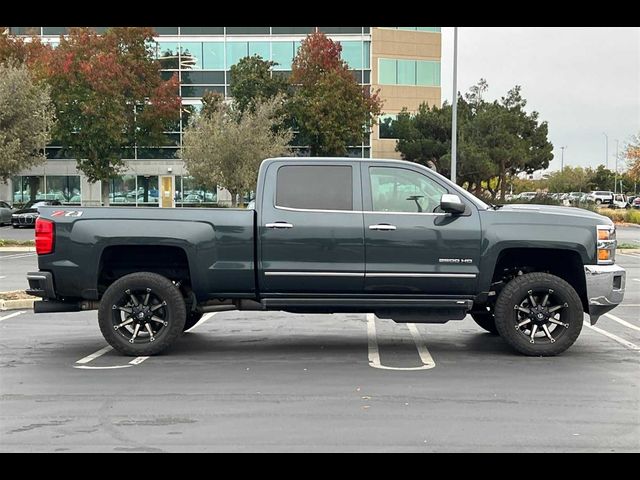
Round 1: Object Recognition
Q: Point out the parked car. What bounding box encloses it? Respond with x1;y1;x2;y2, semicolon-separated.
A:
610;194;630;209
516;192;538;201
11;199;62;228
0;201;15;226
586;191;614;205
630;196;640;209
27;157;626;358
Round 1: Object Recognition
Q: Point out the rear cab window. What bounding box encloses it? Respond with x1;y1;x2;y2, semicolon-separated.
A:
276;165;353;211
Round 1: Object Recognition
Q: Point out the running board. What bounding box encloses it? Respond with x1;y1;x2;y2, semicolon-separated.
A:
262;297;473;311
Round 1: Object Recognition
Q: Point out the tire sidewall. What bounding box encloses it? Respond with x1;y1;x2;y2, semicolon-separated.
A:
494;272;583;356
98;272;186;356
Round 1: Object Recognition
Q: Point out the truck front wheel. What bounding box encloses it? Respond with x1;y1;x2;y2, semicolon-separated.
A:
494;272;583;356
98;272;186;356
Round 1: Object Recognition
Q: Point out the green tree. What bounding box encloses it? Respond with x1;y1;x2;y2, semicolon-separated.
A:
36;27;181;205
288;32;383;156
229;55;288;113
181;95;293;207
0;63;55;192
546;166;592;193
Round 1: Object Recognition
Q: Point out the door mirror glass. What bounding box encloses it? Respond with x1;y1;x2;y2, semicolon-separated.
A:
440;194;465;214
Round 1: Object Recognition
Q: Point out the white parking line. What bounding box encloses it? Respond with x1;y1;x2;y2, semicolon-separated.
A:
0;311;25;322
619;253;640;259
75;346;113;364
128;356;150;365
0;276;6;279
366;314;435;371
184;312;217;333
0;253;36;260
604;313;640;333
584;321;640;351
633;279;640;283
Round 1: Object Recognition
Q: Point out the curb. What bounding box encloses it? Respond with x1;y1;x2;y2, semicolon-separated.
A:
0;298;35;311
0;246;36;252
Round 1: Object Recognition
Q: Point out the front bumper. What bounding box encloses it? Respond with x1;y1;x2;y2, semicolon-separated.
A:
584;264;626;324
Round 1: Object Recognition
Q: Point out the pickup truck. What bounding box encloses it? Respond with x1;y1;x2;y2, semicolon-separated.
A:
26;157;626;357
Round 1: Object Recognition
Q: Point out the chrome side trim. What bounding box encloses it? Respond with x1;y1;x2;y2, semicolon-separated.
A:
265;272;365;277
264;272;476;279
367;273;477;278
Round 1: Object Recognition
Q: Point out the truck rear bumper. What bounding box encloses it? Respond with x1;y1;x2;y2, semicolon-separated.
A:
584;264;626;324
26;271;56;299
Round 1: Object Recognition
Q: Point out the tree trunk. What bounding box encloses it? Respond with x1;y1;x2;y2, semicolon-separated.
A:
101;180;110;207
230;190;237;208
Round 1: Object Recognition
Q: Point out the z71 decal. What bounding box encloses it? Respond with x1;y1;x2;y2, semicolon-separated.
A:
51;210;84;218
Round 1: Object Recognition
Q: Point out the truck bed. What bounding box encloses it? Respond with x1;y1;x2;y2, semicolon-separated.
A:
36;206;256;301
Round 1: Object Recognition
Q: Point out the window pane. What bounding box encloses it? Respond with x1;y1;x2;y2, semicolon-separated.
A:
378;59;396;84
181;85;225;98
363;41;370;69
110;175;137;204
417;60;440;86
180;42;203;70
153;27;178;35
318;27;363;34
340;41;363;69
249;42;270;60
276;165;353;211
272;27;315;35
369;167;446;213
157;42;180;69
226;27;270;35
203;42;224;70
271;42;294;70
226;42;248;68
181;71;225;84
45;176;81;202
379;115;397;139
42;27;67;35
136;176;159;205
397;59;416;85
180;27;224;35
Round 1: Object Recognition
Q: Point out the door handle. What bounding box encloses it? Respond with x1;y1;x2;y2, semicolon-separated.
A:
265;222;294;229
369;224;397;231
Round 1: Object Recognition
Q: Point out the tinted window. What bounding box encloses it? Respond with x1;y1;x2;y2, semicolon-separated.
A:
276;165;353;211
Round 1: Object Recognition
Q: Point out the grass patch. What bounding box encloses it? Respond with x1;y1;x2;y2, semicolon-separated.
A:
618;243;640;249
0;239;35;247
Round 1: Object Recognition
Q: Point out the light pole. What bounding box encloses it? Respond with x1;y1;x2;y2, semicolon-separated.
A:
451;27;458;184
602;132;608;169
614;139;619;194
560;146;567;171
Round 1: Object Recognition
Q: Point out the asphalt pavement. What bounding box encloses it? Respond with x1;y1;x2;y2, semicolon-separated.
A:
0;231;638;452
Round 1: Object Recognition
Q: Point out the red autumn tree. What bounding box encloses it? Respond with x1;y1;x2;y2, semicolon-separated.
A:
289;32;383;156
35;27;180;205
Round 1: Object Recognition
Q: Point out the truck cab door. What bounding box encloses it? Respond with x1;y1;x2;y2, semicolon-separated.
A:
361;164;482;296
258;161;365;294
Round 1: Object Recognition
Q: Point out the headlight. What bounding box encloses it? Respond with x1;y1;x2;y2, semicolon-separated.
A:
597;224;616;264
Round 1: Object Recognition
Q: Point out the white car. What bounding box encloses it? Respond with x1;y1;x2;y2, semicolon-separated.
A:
610;194;630;209
587;191;614;205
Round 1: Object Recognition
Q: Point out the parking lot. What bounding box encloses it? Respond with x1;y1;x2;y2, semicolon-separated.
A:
0;228;639;452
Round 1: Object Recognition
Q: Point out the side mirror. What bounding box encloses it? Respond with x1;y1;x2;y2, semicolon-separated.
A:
440;194;465;214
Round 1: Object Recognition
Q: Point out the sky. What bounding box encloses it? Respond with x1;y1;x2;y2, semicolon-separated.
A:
439;27;640;173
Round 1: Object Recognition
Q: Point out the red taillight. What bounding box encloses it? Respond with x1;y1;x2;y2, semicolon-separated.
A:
35;218;54;255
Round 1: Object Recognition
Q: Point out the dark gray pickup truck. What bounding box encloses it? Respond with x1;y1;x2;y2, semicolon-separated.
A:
27;157;626;356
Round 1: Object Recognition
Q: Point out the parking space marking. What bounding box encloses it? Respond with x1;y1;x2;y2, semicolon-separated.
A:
584;321;640;351
0;253;36;260
0;311;26;322
75;346;113;364
366;314;436;371
73;345;151;370
128;356;150;365
619;253;640;259
604;313;640;333
0;275;6;279
184;312;217;333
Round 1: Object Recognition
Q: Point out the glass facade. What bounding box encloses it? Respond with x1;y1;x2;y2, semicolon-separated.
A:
378;58;441;87
12;175;81;205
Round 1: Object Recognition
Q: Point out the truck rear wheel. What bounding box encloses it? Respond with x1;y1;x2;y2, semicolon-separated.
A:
98;272;186;356
494;272;583;356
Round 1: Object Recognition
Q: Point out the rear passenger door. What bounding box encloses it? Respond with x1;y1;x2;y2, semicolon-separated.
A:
258;161;365;294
